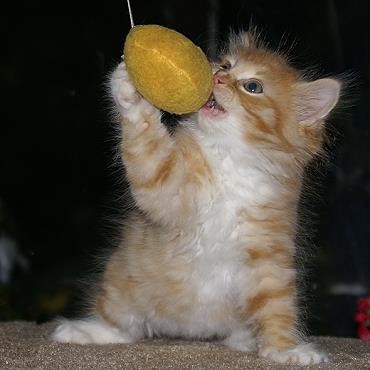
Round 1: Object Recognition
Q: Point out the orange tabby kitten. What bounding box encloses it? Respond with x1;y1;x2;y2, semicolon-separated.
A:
52;32;341;365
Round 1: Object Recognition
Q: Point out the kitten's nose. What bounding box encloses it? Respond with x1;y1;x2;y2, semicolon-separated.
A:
213;73;226;84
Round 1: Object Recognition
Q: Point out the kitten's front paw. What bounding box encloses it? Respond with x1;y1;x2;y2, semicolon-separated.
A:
259;343;328;365
111;62;140;110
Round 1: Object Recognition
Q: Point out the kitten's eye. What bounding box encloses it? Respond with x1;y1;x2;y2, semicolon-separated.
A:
219;63;231;70
243;80;263;94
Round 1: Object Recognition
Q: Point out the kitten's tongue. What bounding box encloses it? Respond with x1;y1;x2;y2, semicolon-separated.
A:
202;95;225;115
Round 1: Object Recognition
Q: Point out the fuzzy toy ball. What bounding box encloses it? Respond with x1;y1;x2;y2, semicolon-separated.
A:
123;25;213;115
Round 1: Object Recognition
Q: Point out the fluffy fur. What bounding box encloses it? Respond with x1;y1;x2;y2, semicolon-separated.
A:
52;31;341;365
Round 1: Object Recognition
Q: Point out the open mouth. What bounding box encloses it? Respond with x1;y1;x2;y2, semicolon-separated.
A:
202;95;226;116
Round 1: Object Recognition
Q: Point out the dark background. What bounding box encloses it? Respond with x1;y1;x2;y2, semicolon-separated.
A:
1;0;369;338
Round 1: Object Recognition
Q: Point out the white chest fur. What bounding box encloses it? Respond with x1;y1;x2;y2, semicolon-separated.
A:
169;142;277;333
152;135;286;338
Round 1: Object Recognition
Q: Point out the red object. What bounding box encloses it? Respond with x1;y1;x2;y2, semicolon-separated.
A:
355;297;370;340
358;297;370;311
355;311;369;323
357;323;370;340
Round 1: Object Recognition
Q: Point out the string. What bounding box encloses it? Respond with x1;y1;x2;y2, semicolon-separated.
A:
126;0;135;28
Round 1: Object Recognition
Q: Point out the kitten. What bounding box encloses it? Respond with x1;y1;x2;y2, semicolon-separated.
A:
52;31;341;365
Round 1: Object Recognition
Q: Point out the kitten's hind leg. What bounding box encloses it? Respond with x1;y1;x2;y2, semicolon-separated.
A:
222;328;257;352
259;343;329;365
51;316;136;344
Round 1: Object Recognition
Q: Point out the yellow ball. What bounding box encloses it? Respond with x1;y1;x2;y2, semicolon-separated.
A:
123;25;213;115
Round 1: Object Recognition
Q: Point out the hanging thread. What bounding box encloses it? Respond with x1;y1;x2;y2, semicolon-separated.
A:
126;0;135;28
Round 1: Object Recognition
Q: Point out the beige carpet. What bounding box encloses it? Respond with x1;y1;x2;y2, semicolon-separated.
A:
1;321;370;369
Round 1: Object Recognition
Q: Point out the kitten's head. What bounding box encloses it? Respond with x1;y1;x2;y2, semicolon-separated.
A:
198;31;341;164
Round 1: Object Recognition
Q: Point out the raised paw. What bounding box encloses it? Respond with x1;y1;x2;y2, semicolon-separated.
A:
51;318;134;344
111;62;140;110
259;343;329;366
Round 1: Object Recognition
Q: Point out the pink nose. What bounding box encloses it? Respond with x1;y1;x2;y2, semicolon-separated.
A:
213;73;225;84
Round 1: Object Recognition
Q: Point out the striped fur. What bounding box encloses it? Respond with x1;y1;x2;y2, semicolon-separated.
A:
52;32;341;365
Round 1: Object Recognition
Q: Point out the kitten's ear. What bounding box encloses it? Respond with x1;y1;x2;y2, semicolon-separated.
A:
294;78;341;124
